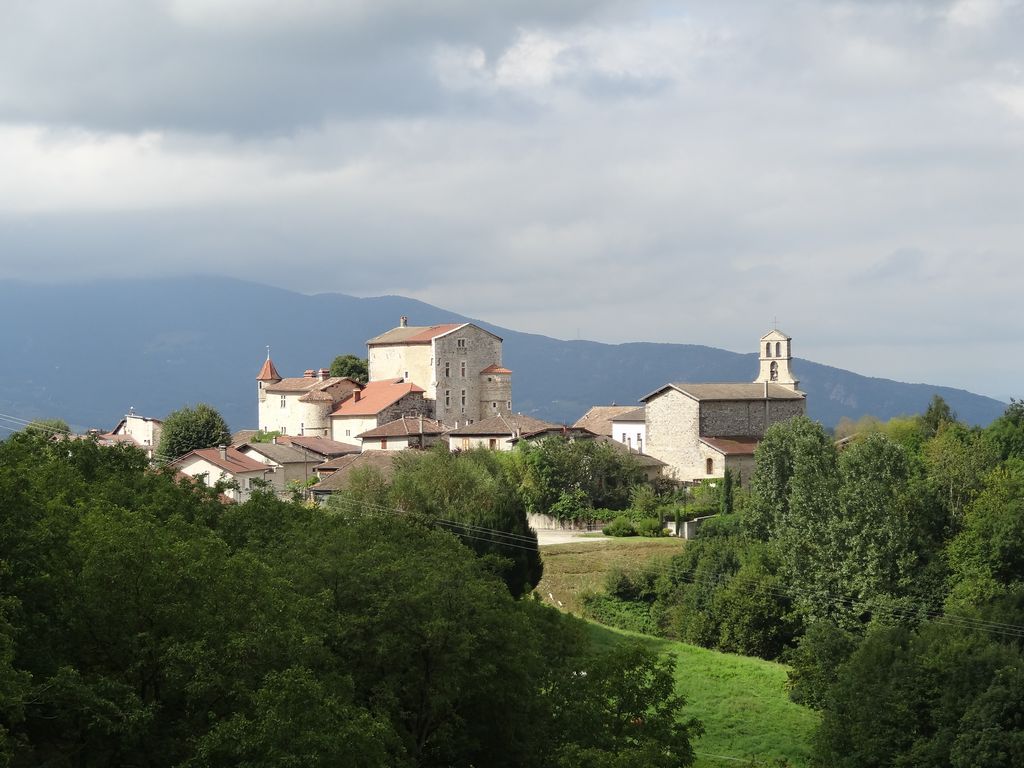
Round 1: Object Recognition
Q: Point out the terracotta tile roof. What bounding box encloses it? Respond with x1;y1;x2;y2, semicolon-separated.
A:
171;446;267;475
257;357;282;381
275;435;360;458
514;425;596;442
447;412;558;437
330;379;425;417
479;364;512;375
310;453;399;492
612;407;646;423
264;376;359;394
642;383;806;402
238;443;321;465
367;323;466;346
298;390;335;403
595;436;667;467
572;406;637;437
699;437;760;456
231;429;259;446
357;416;449;439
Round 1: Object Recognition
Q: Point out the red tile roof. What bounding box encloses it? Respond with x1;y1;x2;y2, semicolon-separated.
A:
367;323;466;346
699;437;760;456
257;357;282;381
357;416;448;439
479;364;512;374
171;446;267;475
330;379;425;417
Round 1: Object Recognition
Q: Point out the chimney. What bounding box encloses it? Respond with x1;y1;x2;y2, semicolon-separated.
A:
319;368;330;380
353;390;362;402
218;445;227;461
400;315;408;328
304;369;315;378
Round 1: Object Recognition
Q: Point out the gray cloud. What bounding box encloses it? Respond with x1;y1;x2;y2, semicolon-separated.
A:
1;0;1023;400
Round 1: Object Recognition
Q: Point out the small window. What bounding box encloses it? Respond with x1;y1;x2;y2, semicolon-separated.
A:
765;342;772;357
280;395;286;408
492;401;497;410
461;389;466;406
445;390;451;407
461;437;470;449
380;437;387;450
776;341;781;357
457;338;466;348
489;438;497;449
770;361;779;381
281;426;287;435
622;432;627;443
345;429;351;437
706;458;714;475
506;400;511;410
460;361;466;377
637;432;642;443
404;371;408;380
445;362;450;377
637;437;643;452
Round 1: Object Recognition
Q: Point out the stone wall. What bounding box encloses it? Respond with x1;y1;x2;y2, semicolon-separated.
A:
368;344;432;390
376;393;432;426
433;327;505;426
644;389;701;481
699;399;806;438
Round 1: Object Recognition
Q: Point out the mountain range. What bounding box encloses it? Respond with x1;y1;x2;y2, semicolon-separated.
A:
0;276;1006;433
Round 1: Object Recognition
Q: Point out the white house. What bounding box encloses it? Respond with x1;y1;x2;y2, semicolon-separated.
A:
169;446;268;502
610;407;646;453
356;416;448;452
100;411;163;459
329;379;431;444
256;357;360;438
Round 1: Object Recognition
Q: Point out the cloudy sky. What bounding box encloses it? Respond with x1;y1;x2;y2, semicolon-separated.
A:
2;0;1022;400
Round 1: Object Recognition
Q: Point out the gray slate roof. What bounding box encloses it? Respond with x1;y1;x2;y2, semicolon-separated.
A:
447;412;557;437
573;406;638;437
642;382;805;402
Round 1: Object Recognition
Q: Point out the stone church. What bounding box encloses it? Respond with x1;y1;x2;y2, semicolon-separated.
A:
642;329;806;484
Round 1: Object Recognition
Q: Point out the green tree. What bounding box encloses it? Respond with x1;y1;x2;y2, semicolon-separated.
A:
985;399;1024;461
921;394;957;436
157;403;231;460
719;468;735;516
24;417;71;438
328;354;369;384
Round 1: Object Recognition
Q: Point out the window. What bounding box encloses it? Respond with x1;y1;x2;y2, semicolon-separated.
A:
776;341;781;357
461;437;470;449
445;362;450;377
380;437;387;450
404;371;408;380
345;429;351;437
456;338;466;349
765;342;772;357
460;361;466;377
461;389;466;407
445;390;451;407
622;432;627;443
492;401;497;410
506;400;511;410
489;438;497;449
637;437;643;452
706;458;714;475
281;426;287;435
280;395;286;408
770;361;778;381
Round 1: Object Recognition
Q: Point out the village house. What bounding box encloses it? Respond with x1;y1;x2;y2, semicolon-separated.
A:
610;407;646;453
447;413;592;452
169;445;268;502
356;415;448;452
328;379;431;445
256;357;360;438
573;405;637;438
642;329;806;484
236;441;324;495
309;452;399;503
366;317;512;427
98;410;164;460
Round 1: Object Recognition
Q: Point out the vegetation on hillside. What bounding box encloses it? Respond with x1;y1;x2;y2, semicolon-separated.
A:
584;396;1024;765
0;431;702;767
157;402;232;460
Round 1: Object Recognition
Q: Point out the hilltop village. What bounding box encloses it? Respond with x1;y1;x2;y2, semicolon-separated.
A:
124;317;809;513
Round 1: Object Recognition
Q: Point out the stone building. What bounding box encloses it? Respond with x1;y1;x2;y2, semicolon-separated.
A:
642;329;806;484
366;317;511;427
328;379;431;445
256;356;360;437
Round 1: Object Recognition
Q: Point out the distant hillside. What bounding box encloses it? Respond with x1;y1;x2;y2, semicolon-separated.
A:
0;277;1006;433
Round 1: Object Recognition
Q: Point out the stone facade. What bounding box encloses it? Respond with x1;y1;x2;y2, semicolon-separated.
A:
699;399;806;439
367;320;512;427
644;389;702;481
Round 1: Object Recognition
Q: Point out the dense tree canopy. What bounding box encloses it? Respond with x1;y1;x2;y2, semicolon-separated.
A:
157;403;231;460
0;431;700;767
329;354;369;384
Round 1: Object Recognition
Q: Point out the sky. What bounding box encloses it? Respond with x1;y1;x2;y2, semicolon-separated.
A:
2;0;1022;401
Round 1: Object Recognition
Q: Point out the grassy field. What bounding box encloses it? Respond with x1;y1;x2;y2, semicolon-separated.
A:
534;537;685;614
537;537;819;767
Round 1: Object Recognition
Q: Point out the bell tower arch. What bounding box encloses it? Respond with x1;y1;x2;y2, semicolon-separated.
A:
755;329;799;391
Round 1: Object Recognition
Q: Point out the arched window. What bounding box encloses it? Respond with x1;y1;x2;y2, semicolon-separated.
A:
775;341;781;357
765;342;772;357
706;458;714;475
770;361;778;381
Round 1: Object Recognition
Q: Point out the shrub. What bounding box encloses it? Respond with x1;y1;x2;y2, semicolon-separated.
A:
602;516;636;537
634;517;666;537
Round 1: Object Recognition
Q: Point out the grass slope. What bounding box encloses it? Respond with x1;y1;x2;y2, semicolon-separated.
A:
535;537;685;614
587;623;819;768
538;538;818;766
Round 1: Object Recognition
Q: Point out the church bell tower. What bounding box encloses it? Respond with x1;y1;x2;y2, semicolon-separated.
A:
755;329;799;391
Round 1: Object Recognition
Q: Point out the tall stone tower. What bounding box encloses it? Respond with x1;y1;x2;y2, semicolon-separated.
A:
755;329;799;391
